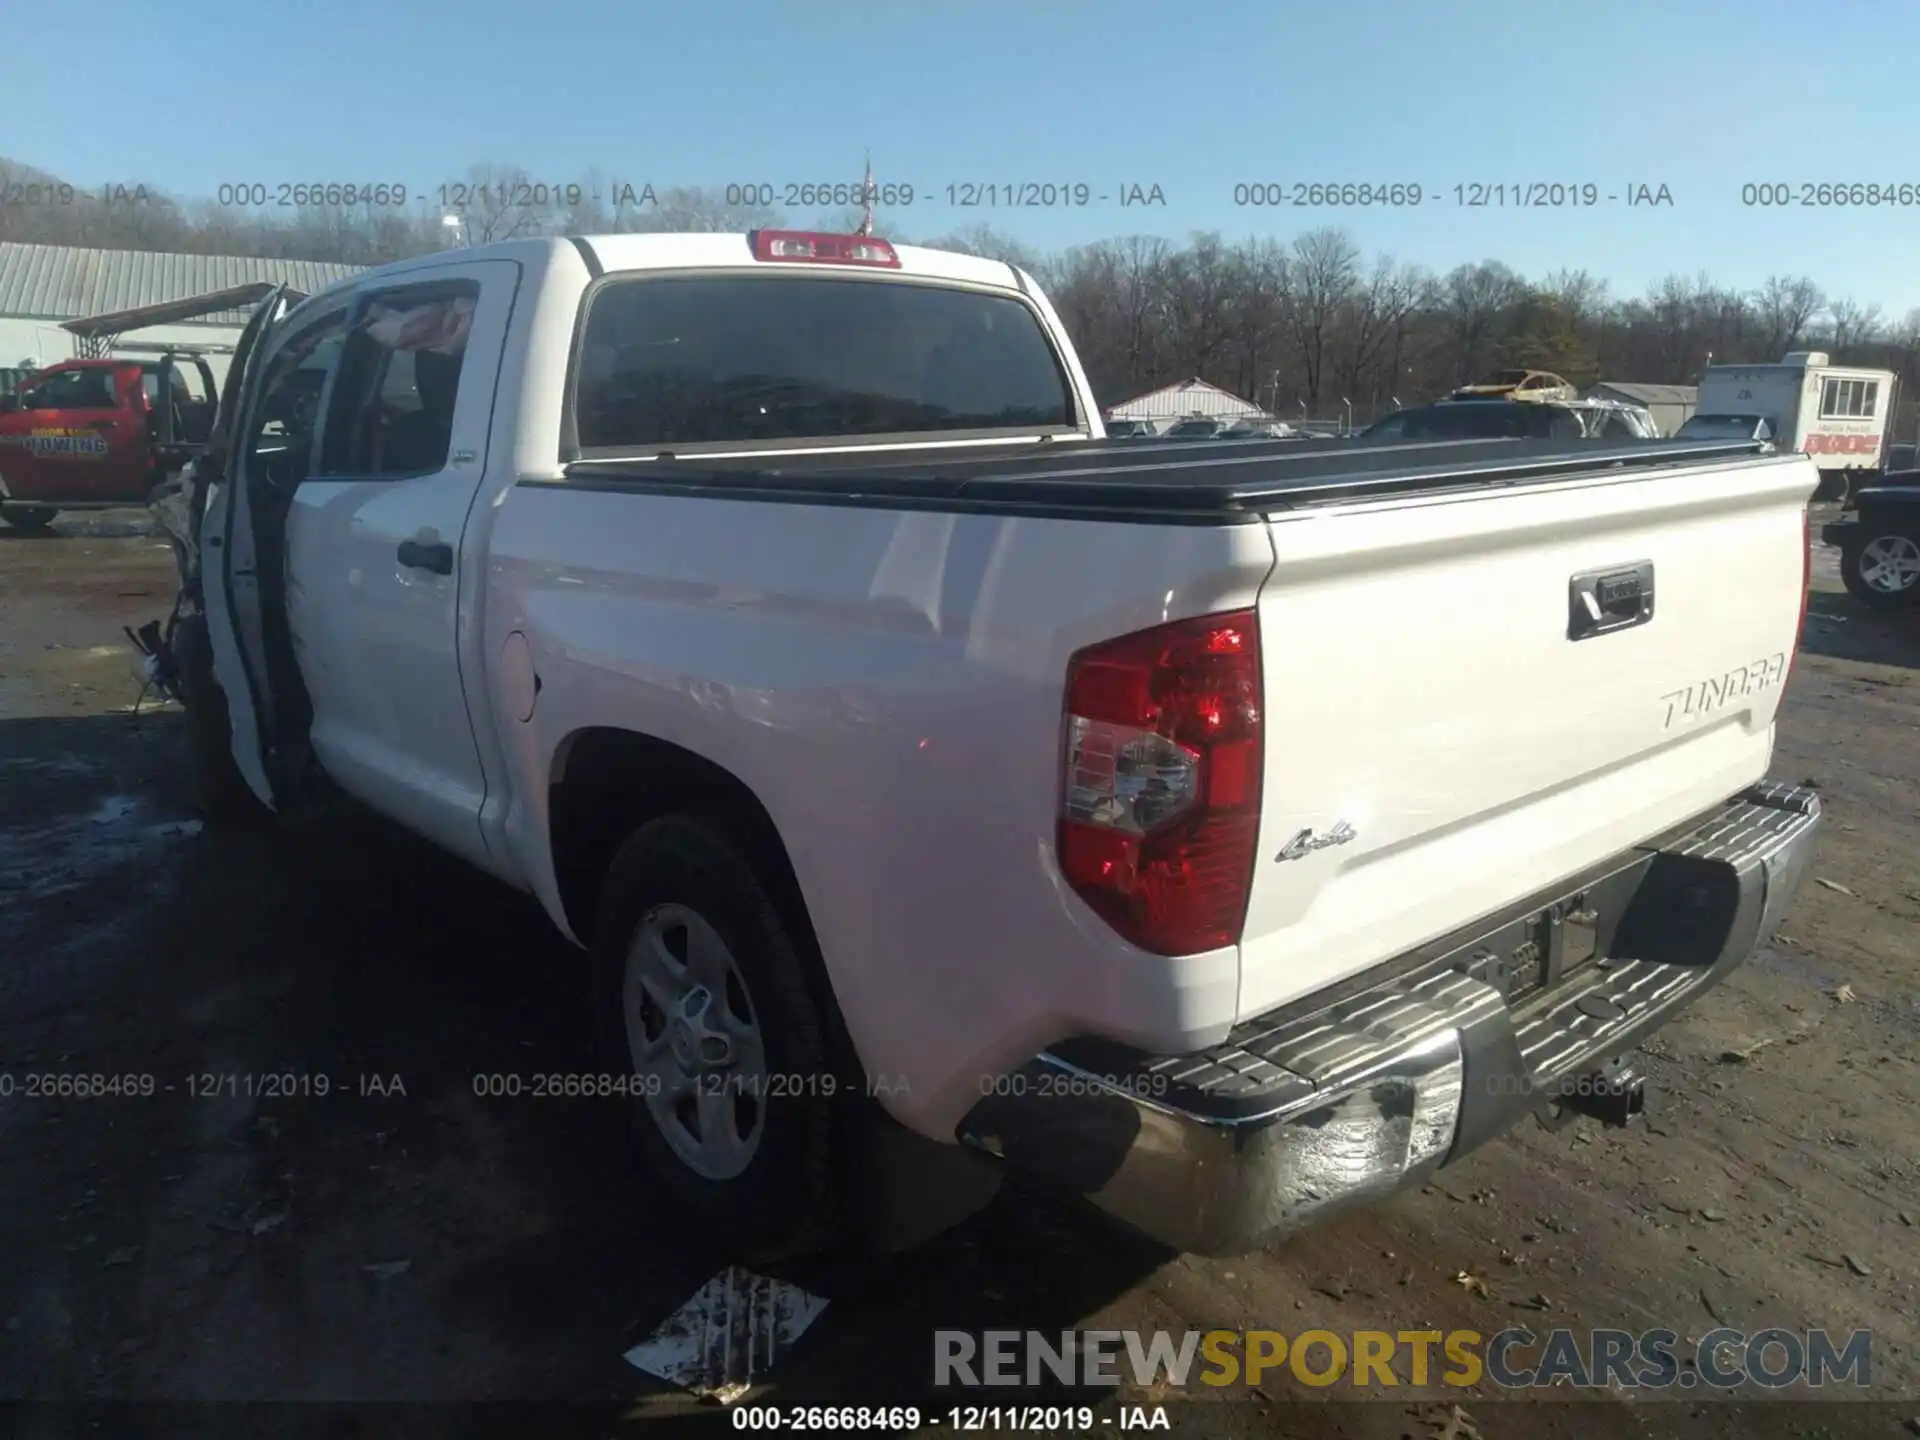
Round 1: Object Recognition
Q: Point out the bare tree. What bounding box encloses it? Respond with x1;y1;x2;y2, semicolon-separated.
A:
622;186;780;234
922;224;1044;271
1159;232;1241;384
1335;255;1423;409
1439;261;1522;383
1226;238;1288;410
1826;297;1884;356
1282;228;1358;408
445;163;554;246
1752;275;1825;357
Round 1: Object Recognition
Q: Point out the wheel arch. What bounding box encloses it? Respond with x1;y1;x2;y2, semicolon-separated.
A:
546;726;823;975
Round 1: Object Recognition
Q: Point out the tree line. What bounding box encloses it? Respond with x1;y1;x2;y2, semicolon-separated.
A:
6;156;1918;429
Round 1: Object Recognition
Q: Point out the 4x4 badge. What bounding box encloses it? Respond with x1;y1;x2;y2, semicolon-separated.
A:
1276;821;1357;862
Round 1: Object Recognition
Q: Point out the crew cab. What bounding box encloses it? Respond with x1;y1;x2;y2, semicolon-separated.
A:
154;230;1824;1260
0;354;216;531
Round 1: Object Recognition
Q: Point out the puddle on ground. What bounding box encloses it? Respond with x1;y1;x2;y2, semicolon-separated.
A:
0;790;203;901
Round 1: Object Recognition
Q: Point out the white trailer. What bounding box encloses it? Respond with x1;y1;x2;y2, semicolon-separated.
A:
1695;351;1899;497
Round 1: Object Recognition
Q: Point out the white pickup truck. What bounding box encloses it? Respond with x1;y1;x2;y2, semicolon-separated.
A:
152;228;1824;1260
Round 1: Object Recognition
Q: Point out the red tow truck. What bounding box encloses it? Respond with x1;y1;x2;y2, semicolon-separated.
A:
0;282;307;533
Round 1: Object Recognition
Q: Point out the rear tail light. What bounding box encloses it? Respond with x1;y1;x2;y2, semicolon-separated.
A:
1057;610;1263;956
748;229;901;268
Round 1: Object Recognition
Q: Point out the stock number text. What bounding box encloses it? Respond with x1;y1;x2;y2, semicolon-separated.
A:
725;182;916;208
1234;182;1424;207
217;183;410;208
0;1073;157;1098
978;1070;1171;1100
731;1406;923;1430
1742;182;1920;208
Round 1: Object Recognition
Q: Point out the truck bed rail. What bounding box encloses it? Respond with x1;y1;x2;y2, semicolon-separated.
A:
551;436;1779;525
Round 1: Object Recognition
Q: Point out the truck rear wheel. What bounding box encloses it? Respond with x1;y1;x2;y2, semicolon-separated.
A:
592;813;850;1262
1;506;58;533
1841;526;1920;610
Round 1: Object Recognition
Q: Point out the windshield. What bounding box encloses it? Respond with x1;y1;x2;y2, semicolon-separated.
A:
1165;418;1220;435
573;275;1073;450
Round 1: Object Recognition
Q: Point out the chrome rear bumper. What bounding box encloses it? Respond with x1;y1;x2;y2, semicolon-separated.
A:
958;782;1822;1256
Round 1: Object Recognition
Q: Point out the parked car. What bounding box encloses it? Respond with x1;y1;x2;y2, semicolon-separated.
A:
1217;418;1298;439
1160;415;1232;439
152;229;1822;1262
1363;398;1660;443
1104;418;1157;438
1450;369;1577;403
1675;413;1776;445
1568;399;1661;439
1822;471;1920;610
1364;399;1586;441
0;353;217;531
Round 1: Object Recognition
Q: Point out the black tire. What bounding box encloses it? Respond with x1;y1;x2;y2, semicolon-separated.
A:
1;506;58;532
1839;525;1920;612
591;812;853;1262
171;612;270;824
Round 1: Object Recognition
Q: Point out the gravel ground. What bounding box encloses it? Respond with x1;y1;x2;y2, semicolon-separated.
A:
0;506;1914;1439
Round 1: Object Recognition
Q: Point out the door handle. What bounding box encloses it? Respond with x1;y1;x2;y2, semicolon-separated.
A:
397;538;453;575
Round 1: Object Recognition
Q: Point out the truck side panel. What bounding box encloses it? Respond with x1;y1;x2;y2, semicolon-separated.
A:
482;486;1273;1138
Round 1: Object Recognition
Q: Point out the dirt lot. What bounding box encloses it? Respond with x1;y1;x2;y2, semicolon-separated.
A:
0;508;1915;1439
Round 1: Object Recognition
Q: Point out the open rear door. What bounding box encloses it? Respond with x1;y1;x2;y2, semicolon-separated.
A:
198;287;294;811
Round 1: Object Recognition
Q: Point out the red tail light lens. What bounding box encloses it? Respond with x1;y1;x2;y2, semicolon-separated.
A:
748;230;901;268
1057;610;1263;956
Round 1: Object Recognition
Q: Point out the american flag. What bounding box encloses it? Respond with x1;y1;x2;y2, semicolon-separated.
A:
857;154;878;236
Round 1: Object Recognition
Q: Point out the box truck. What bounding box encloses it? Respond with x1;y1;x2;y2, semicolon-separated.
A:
1694;351;1898;501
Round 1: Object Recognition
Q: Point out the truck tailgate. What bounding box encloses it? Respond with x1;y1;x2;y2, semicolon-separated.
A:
1237;452;1815;1019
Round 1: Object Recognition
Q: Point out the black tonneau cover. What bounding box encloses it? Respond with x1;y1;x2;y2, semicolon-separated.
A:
553;434;1776;526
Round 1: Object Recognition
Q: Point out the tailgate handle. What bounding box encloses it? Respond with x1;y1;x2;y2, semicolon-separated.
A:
1569;561;1654;640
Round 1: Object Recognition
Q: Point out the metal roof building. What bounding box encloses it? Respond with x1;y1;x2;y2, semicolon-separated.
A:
0;242;365;380
1585;381;1699;437
1104;377;1265;427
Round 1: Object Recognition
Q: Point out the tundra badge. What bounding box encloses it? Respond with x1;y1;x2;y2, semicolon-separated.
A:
1276;820;1357;862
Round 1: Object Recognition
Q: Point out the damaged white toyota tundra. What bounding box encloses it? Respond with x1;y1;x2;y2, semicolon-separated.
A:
149;229;1823;1260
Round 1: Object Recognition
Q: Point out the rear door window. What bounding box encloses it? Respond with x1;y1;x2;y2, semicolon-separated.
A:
319;283;480;478
572;274;1075;452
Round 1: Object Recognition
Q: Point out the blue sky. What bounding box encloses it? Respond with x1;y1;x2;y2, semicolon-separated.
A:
11;0;1919;315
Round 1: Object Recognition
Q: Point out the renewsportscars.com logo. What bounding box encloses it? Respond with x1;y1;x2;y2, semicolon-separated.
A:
934;1327;1872;1391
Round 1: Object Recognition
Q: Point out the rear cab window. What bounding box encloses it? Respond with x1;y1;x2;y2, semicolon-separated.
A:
570;273;1077;453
